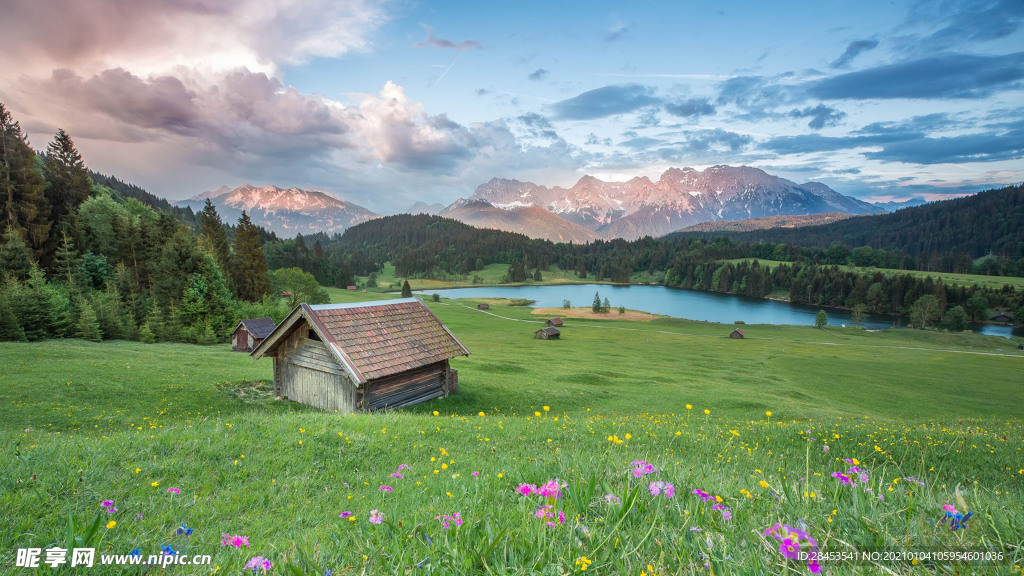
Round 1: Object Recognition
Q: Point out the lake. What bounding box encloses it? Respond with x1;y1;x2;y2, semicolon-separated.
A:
421;284;1023;339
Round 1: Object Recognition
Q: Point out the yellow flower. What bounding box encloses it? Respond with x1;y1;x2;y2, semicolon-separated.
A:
766;411;772;417
730;430;740;436
543;406;550;412
134;468;141;474
478;411;485;417
704;409;710;415
851;458;860;465
624;433;632;440
348;516;356;522
446;492;453;498
151;481;159;487
575;556;592;571
106;521;116;529
686;404;693;410
432;411;439;416
535;411;542;417
759;480;770;489
441;463;448;470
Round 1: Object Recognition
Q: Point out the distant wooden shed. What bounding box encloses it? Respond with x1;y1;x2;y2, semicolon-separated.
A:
346;285;357;291
477;303;490;310
992;313;1012;322
232;317;276;352
729;328;745;339
546;317;564;327
251;298;469;412
535;326;561;339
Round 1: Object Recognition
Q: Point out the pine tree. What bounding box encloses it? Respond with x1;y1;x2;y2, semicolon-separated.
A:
0;293;26;341
197;199;232;274
231;211;270;302
401;280;412;298
53;230;80;286
75;299;102;342
592;291;602;313
0;103;49;255
138;321;156;344
0;225;33;279
42;129;91;266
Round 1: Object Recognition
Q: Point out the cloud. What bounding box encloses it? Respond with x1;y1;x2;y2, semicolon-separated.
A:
808;52;1024;100
415;24;482;51
528;69;549;81
551;84;660;120
664;97;716;118
788;104;846;129
606;21;629;42
863;131;1024;164
906;0;1024;53
830;39;879;69
475;88;491;96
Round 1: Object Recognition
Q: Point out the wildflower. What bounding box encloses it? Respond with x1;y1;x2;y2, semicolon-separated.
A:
534;411;542;417
472;471;480;477
631;460;657;477
245;556;272;573
175;523;193;536
435;512;464;529
101;500;114;508
704;409;710;415
369;510;385;524
516;483;537;496
129;549;141;557
379;485;393;493
151;482;159;487
478;411;485;417
823;445;830;452
712;503;732;520
649;481;675;498
432;411;439;416
831;472;854;486
537;479;565;499
389;472;403;479
764;523;820;573
575;556;592;571
106;521;116;529
534;505;565;527
686;404;692;410
543;406;550;412
692;489;715;502
221;533;251;548
759;480;770;489
941;501;972;530
604;494;621;504
106;506;118;514
858;473;869;484
766;411;772;417
160;545;177;556
339;511;352;519
167;487;181;494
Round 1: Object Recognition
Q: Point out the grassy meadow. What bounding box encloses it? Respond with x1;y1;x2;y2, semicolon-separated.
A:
2;293;1023;574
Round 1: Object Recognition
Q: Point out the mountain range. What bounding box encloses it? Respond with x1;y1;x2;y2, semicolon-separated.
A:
178;185;379;236
443;166;883;241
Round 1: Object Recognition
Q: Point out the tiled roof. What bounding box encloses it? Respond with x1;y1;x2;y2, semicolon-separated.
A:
241;317;276;339
306;298;469;382
537;327;560;336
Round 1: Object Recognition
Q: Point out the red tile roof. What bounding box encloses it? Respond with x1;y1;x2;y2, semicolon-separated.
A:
304;298;469;382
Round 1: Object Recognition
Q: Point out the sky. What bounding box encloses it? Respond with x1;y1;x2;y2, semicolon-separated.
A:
2;0;1022;214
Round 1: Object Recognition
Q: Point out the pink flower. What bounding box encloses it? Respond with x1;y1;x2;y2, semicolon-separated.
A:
435;512;463;529
516;483;537;496
221;533;251;548
822;445;830;452
649;480;675;497
859;473;869;484
379;485;393;493
106;507;118;514
339;511;352;518
536;479;564;499
831;472;853;486
100;500;114;508
780;538;800;560
389;472;403;479
167;487;180;494
471;471;480;477
631;460;658;477
369;510;384;524
604;494;621;504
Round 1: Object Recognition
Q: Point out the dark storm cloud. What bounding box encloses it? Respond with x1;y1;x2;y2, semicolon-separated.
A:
788;104;846;129
551;84;660;120
663;97;716;118
830;39;879;69
808;52;1024;100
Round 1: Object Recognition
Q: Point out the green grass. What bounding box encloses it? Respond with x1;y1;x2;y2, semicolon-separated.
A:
356;263;624;294
727;259;1024;291
2;301;1023;574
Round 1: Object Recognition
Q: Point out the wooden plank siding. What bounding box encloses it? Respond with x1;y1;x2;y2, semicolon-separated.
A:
362;361;447;411
275;326;357;413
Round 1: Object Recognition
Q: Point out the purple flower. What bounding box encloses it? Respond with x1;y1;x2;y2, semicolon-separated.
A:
369;509;385;524
221;533;250;548
516;483;536;496
106;507;118;514
339;511;352;518
174;523;193;537
379;485;393;493
832;472;853;486
780;538;800;560
822;445;830;452
166;487;180;494
471;471;480;477
859;473;869;484
631;460;658;477
245;556;272;573
649;480;675;498
604;494;621;504
101;500;114;508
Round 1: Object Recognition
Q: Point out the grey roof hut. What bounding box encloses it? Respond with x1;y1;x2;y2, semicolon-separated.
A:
729;328;745;339
251;298;469;412
535;326;560;339
232;317;276;352
546;317;564;327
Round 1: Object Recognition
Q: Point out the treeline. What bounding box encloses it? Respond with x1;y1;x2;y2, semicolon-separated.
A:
0;102;321;343
669;184;1024;274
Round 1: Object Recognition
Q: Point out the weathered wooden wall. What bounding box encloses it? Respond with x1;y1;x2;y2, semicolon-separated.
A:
275;323;358;413
362;361;447;411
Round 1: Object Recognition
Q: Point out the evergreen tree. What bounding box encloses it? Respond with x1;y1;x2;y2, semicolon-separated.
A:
602;297;610;312
0;104;50;254
75;299;102;342
0;293;26;341
42;128;91;265
533;268;542;281
0;225;33;279
401;279;412;298
197;199;232;274
53;230;80;286
592;291;602;313
231;211;270;302
138;321;156;344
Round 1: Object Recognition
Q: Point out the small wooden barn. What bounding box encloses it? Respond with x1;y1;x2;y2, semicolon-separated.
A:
546;317;564;327
232;317;276;352
251;298;469;412
729;328;745;339
992;313;1012;322
535;327;560;339
477;303;490;310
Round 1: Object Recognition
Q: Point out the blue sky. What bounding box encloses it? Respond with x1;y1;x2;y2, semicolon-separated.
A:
1;0;1022;213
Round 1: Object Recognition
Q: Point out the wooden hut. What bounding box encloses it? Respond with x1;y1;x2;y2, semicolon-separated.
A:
251;298;469;412
535;327;560;340
729;328;745;339
232;317;276;352
546;317;564;327
477;303;490;310
992;313;1012;322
